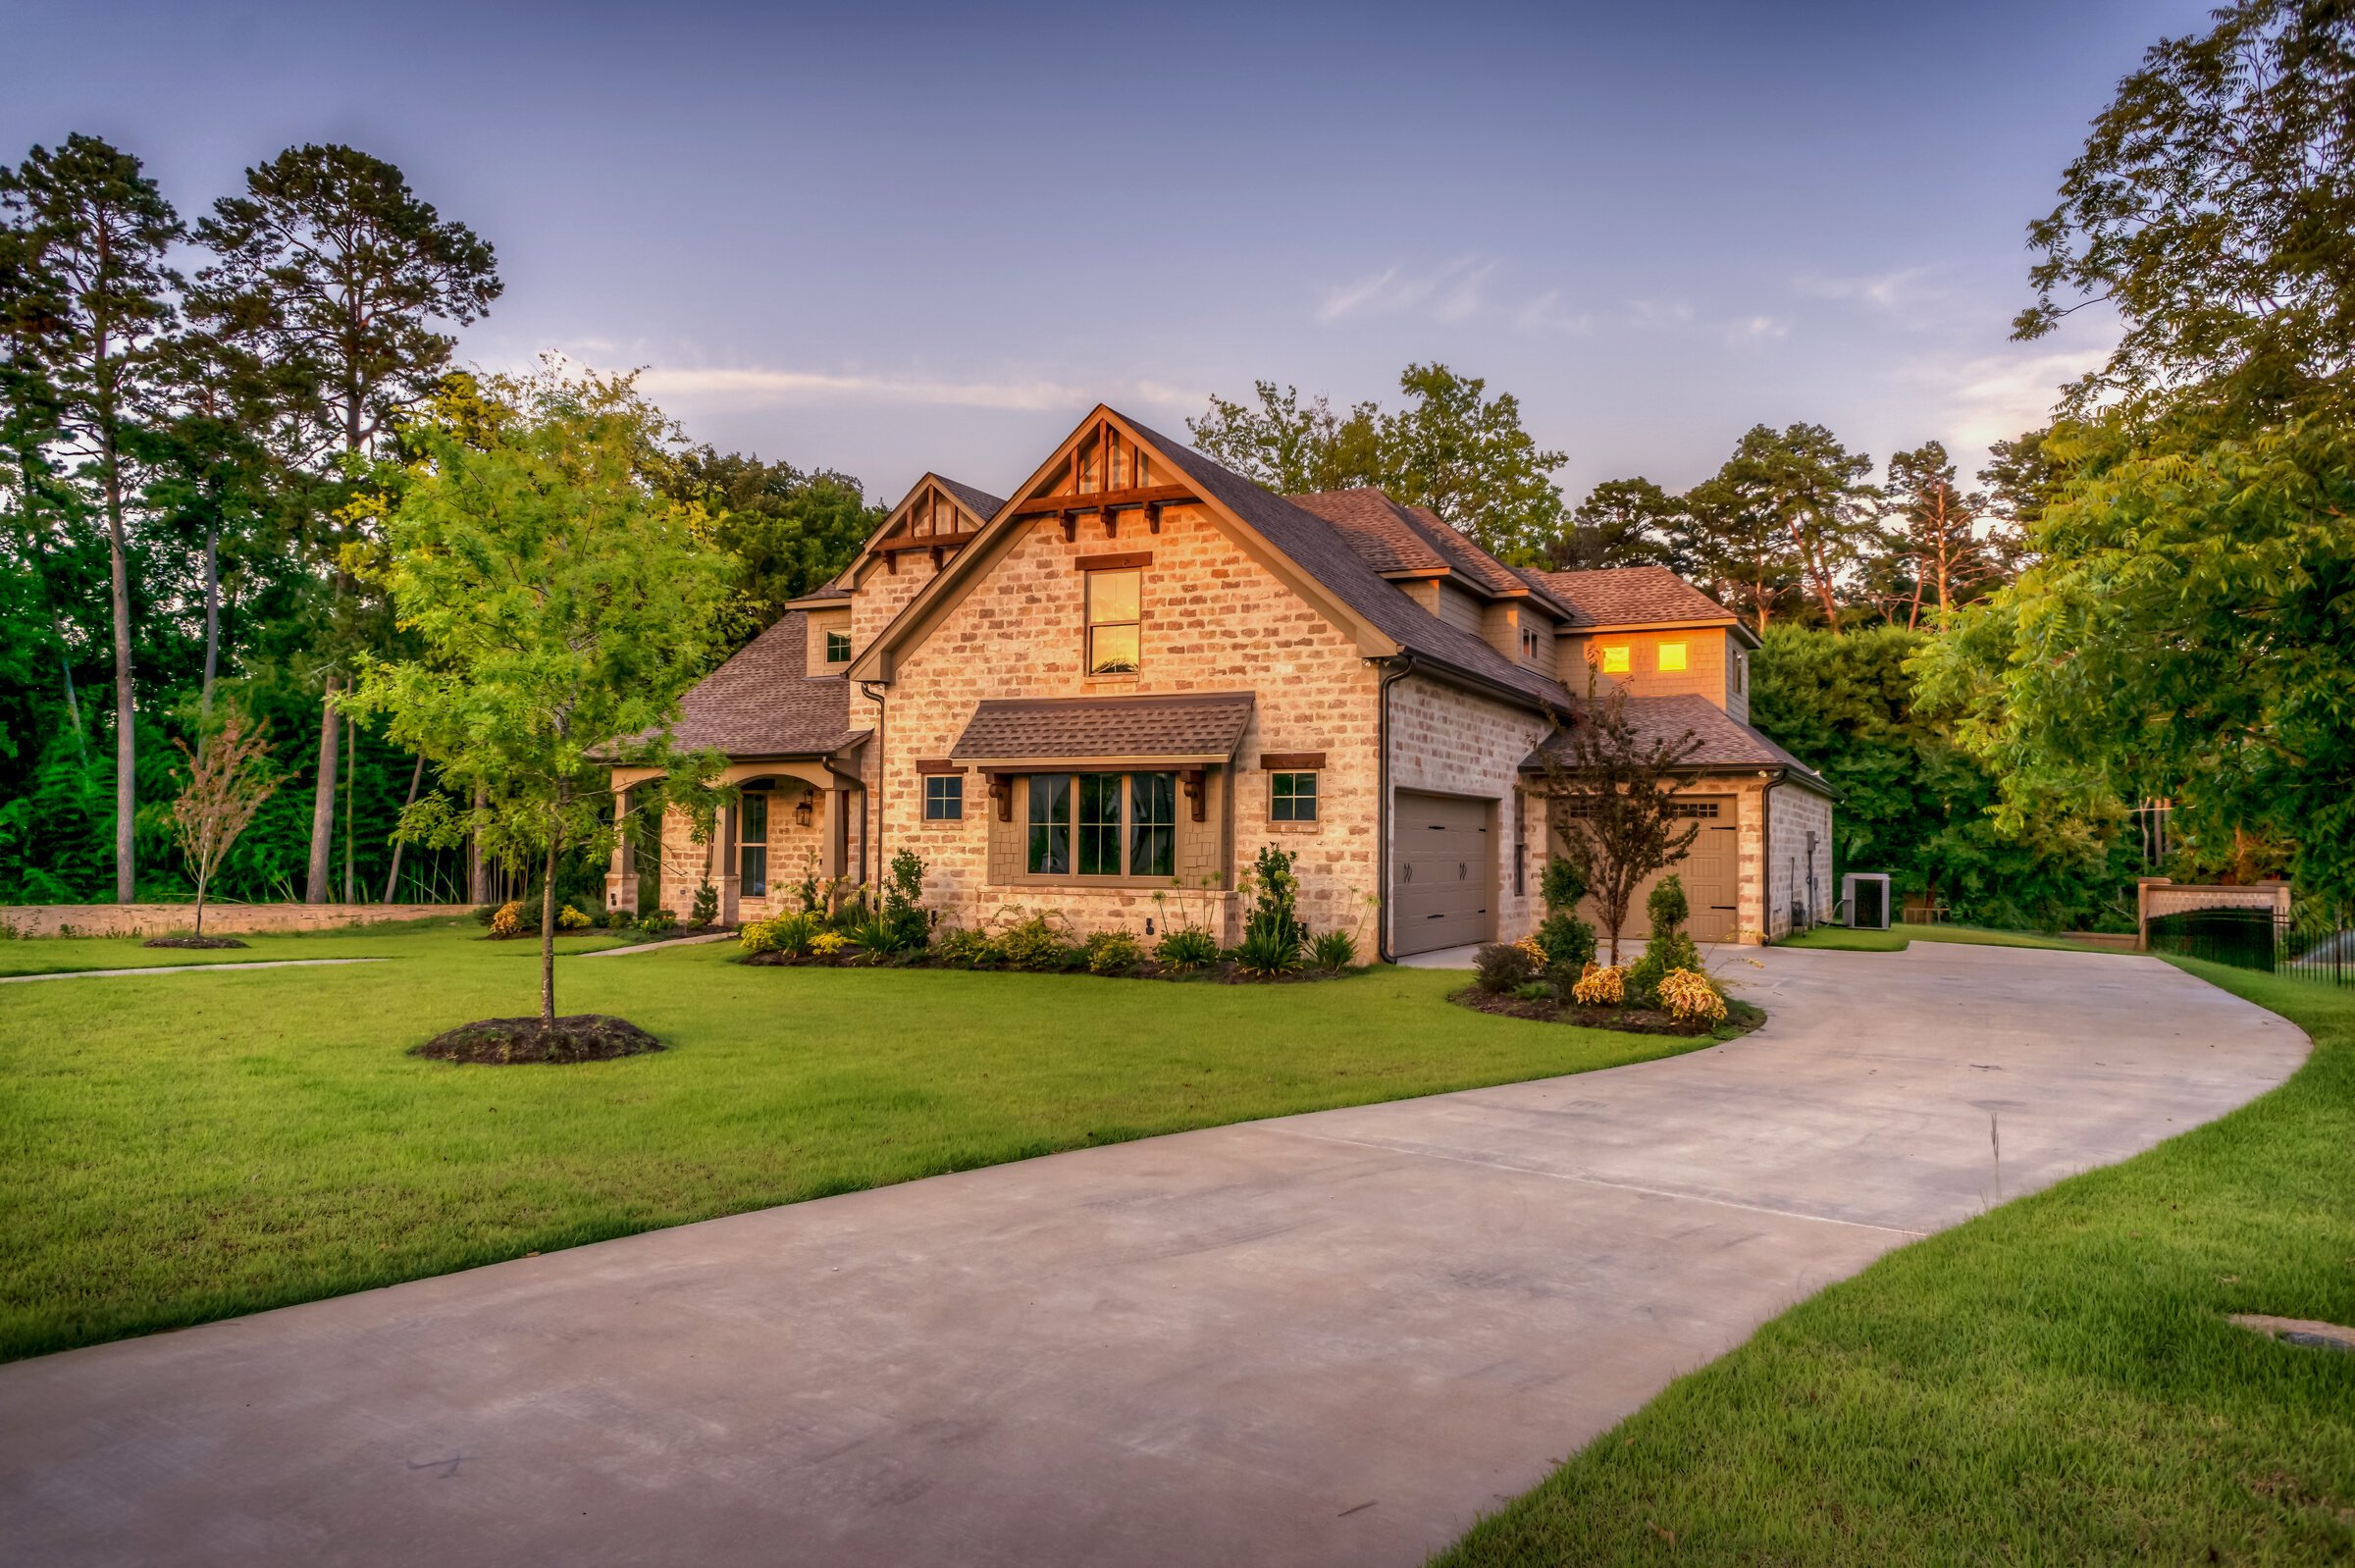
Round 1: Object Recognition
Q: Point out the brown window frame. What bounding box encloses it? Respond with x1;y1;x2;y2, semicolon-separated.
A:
1084;567;1141;677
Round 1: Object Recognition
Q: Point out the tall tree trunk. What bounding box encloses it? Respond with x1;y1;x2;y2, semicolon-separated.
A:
382;753;425;902
199;525;220;727
304;675;339;903
539;831;558;1026
192;867;207;938
103;444;134;903
469;784;489;903
342;709;356;902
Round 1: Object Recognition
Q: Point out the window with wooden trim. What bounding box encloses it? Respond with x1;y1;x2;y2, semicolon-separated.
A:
1656;641;1688;671
824;630;852;664
738;792;768;896
1025;770;1177;878
1270;770;1319;822
923;775;963;821
1085;568;1141;675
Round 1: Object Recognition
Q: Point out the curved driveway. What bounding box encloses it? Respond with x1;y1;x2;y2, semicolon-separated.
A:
0;945;2308;1567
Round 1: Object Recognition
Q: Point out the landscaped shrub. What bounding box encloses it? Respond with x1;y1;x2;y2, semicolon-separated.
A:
1155;925;1220;972
1533;912;1597;973
1000;914;1078;972
634;908;678;936
1474;941;1538;993
1084;929;1144;976
1310;928;1357;970
690;879;719;929
488;900;530;939
811;930;851;959
1513;979;1556;1003
931;925;1004;968
741;911;820;956
1541;856;1589;913
557;905;592;930
848;914;912;959
881;848;932;950
1571;963;1626;1006
1241;844;1307;959
1627;874;1704;1002
1235;921;1306;977
1655;967;1726;1023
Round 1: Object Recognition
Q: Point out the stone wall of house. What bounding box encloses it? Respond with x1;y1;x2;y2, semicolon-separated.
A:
1766;781;1836;938
875;500;1382;945
0;903;469;939
651;790;832;922
1387;674;1555;950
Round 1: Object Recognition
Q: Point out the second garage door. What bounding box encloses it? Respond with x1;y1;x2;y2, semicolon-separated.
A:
1571;795;1741;948
1392;791;1493;956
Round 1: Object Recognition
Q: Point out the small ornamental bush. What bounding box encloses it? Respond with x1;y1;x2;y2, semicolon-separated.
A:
810;930;852;959
1534;912;1597;973
1656;967;1726;1023
1541;856;1589;914
1155;925;1221;972
1513;979;1556;1003
690;880;719;929
848;915;909;958
557;905;593;930
488;900;530;939
1474;941;1538;993
1235;922;1306;977
1571;963;1626;1006
1084;929;1145;976
738;916;782;954
931;926;1004;968
1627;873;1703;1002
1001;914;1079;972
635;908;679;936
1242;844;1308;956
1310;928;1358;970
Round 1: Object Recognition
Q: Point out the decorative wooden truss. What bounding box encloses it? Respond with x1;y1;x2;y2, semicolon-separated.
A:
1010;415;1199;542
863;475;993;576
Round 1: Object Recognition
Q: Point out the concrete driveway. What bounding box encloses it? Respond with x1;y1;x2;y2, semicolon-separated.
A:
0;945;2306;1567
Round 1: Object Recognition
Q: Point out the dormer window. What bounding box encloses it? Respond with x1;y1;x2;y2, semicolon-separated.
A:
824;630;852;664
1520;628;1540;662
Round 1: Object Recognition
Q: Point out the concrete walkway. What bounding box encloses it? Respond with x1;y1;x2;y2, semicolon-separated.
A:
0;957;386;984
0;945;2307;1567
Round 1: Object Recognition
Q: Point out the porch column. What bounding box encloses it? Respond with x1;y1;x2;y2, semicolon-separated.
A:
605;786;639;915
716;802;740;924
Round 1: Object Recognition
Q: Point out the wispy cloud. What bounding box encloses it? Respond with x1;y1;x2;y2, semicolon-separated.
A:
1316;257;1495;324
1724;314;1791;346
1513;290;1594;335
633;364;1200;414
1792;266;1936;310
1902;344;2112;446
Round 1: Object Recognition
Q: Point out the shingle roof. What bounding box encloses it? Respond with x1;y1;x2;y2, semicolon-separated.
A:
661;611;865;757
1284;489;1450;575
935;477;1007;522
1518;566;1739;629
1521;694;1834;795
1121;417;1574;713
951;692;1256;762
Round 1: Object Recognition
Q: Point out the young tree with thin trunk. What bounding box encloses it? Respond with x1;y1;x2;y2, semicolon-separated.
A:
189;143;500;904
1536;679;1704;963
169;709;276;938
0;135;183;902
347;367;729;1032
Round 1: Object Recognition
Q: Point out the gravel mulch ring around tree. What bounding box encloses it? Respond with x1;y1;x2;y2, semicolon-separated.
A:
1451;985;1768;1040
141;935;249;950
412;1015;665;1065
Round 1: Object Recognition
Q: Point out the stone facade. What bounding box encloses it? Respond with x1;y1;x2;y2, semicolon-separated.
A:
1765;781;1836;938
1387;674;1554;948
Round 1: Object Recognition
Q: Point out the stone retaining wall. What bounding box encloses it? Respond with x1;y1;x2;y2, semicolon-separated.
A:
0;903;471;939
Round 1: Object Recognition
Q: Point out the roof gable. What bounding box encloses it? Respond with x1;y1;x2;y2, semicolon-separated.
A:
844;472;1006;588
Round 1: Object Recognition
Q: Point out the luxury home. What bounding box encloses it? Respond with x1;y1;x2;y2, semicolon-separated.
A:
605;406;1834;956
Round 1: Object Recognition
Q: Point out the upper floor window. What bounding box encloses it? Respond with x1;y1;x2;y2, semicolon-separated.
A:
1735;651;1747;694
1086;569;1140;675
1656;641;1688;672
1519;628;1540;662
824;630;852;664
1597;644;1631;674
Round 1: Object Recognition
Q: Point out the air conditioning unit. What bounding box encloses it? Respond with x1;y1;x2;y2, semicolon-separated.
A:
1844;872;1891;930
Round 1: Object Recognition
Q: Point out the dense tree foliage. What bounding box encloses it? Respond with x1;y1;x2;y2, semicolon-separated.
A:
0;132;879;909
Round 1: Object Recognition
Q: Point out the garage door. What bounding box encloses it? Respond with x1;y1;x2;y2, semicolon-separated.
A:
1574;795;1739;948
1392;791;1493;956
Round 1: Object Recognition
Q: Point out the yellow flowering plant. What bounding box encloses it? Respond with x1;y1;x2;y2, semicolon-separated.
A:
1570;963;1626;1006
1656;967;1726;1023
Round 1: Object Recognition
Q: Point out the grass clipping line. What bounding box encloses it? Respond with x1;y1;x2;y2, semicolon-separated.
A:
413;1015;665;1065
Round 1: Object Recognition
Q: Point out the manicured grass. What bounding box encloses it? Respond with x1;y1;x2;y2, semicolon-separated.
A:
1434;962;2355;1566
0;923;1702;1363
0;915;626;975
1776;920;2117;954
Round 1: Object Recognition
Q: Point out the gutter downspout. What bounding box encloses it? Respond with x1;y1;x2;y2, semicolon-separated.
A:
1374;653;1418;964
859;681;888;896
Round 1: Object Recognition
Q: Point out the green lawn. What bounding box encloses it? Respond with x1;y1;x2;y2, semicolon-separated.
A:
1776;920;2119;954
0;914;628;975
0;922;1701;1363
1434;961;2355;1567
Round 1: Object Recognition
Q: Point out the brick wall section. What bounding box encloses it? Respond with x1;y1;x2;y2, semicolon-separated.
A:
1766;782;1835;937
875;502;1381;946
1;903;469;938
1388;674;1554;948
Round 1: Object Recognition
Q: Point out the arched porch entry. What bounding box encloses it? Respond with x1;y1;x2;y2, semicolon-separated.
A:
606;759;865;924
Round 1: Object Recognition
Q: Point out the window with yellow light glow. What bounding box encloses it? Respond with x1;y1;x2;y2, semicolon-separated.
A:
1597;644;1630;673
1657;642;1688;671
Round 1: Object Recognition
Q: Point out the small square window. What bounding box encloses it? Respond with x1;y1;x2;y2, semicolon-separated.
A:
1271;771;1319;822
824;630;851;663
923;774;963;820
1657;642;1688;672
1598;645;1631;673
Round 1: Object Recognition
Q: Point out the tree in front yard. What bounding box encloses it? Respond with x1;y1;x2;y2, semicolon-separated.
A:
1536;685;1703;964
347;365;732;1040
168;708;277;938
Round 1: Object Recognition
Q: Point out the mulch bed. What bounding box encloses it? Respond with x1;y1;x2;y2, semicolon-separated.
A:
1452;985;1767;1039
141;935;249;949
738;951;1352;984
412;1015;666;1065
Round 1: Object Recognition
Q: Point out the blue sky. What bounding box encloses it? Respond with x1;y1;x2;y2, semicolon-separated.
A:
11;0;2203;508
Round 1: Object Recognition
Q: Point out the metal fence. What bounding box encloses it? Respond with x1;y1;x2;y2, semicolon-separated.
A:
2145;907;2355;988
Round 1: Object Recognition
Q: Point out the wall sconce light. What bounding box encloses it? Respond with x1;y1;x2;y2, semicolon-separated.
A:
794;789;815;828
